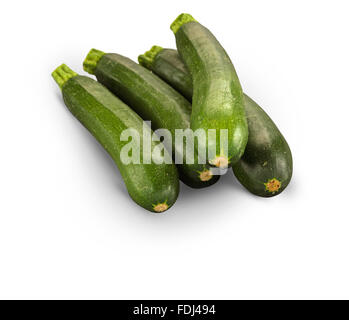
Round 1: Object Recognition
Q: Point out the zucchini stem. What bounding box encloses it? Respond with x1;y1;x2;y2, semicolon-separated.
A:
52;64;77;89
83;49;105;74
138;45;163;69
170;13;197;34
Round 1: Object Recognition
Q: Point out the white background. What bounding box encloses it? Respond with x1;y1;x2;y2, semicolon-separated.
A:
1;0;348;299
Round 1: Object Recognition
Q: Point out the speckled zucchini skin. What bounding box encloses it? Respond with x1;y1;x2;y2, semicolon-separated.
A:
55;69;179;212
141;48;293;197
172;15;249;166
85;51;219;188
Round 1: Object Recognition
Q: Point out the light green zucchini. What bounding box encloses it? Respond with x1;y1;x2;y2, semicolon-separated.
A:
52;64;179;212
171;13;249;168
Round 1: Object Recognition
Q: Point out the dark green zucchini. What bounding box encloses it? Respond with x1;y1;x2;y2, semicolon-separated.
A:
232;95;293;196
83;49;219;188
139;46;193;102
52;64;179;212
139;47;293;197
171;13;248;167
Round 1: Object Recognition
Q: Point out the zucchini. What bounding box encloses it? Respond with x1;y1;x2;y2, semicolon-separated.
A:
83;49;219;188
52;64;179;212
171;13;249;167
139;46;193;101
232;95;293;197
139;46;193;102
139;47;293;197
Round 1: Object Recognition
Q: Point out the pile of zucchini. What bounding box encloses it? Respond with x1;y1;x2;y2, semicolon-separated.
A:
52;13;292;213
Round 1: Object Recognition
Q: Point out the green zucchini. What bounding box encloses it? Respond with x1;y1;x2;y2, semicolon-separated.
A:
83;49;219;188
52;64;179;212
232;95;293;196
139;47;293;197
171;13;249;167
139;46;193;102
